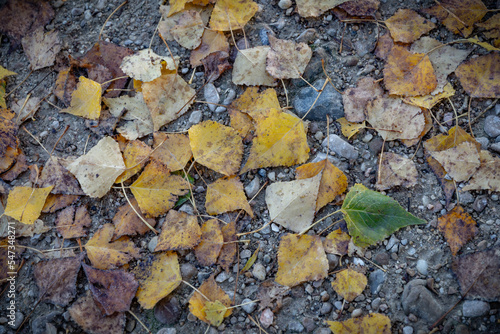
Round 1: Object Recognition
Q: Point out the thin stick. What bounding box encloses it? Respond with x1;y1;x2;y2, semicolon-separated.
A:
227;299;259;310
326;115;330;156
83;133;91;154
376;139;386;188
467;96;473;136
100;76;129;86
281;79;289;107
5;70;33;98
15;93;32;124
182;280;210;301
159;33;178;71
98;1;128;41
321;59;342;95
318;218;344;236
0;244;45;256
237;219;274;237
299;78;329;121
471;98;498;125
298;209;342;235
128;310;152;334
248;315;269;334
46;99;62;110
198;214;228;225
51;125;70;155
121;182;158;234
22;126;51;158
362;256;387;272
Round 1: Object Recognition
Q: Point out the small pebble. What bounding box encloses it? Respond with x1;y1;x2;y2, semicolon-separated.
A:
278;0;293;9
245;177;260;198
252;263;266;280
215;271;229;283
462;300;490;317
204;83;219;112
260;309;274;328
320;303;332;315
148;236;158;252
402;326;414;334
241;298;257;314
416;259;428;275
351;309;363;318
189;110;202;124
71;7;84;16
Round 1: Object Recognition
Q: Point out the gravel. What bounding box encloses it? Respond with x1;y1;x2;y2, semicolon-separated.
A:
293;79;344;121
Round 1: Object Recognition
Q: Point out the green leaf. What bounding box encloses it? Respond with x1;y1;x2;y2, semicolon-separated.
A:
341;184;425;247
240;246;259;274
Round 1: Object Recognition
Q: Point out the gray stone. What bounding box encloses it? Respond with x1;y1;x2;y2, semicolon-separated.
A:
148;236;158;252
155;297;181;325
322;134;358;160
386;235;399;251
215;106;226;113
288;319;305;332
180;263;197;281
96;0;106;10
351;309;363;318
484;116;500;137
241;298;257;314
462;300;490;317
460;192;475;204
245;177;260;198
401;279;445;323
278;0;293;9
475;136;489;149
223;89;236;105
416;259;428;275
320;302;332;314
215;271;229;283
353;28;377;57
334;301;343;310
371;297;381;311
84;9;92;20
32;311;61;334
402;326;414;334
473;196;488;213
252;263;266;280
327;253;339;270
189;110;202;124
296;28;317;44
204;83;219;112
293;79;344;121
71;7;84;16
178;204;194;215
490;142;500;153
241;249;252;258
157;328;177;334
369;269;386;295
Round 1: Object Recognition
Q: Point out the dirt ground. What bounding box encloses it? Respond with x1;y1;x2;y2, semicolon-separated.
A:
1;0;499;333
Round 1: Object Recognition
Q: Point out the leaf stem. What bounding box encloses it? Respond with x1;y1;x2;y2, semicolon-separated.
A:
298;209;342;236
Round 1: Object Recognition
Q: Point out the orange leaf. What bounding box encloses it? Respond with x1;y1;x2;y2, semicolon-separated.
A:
112;198;156;240
331;268;367;302
385;9;436;44
155;210;201;251
189;275;232;325
194;219;223;266
323;228;351;256
205;176;253;217
55;205;91;239
190;29;229;67
423;125;480;153
327;313;391;334
438;205;477;256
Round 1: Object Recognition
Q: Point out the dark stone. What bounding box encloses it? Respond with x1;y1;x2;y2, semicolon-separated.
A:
473;196;488;213
401;279;445;323
154;297;181;325
293;79;344;121
368;137;384;155
374;252;390;265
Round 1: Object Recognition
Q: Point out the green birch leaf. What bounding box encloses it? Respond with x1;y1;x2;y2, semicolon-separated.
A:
341;184;425;247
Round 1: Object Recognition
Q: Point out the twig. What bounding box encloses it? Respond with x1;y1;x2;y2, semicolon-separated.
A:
98;1;128;41
5;70;33;98
298;209;342;235
128;310;152;334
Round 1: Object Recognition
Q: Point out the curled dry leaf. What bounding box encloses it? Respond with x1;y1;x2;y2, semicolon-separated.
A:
205;176;253;217
155;210;201;251
384;9;435;44
376;152;418;190
342;76;383;123
194;219;223;266
332;268;367;301
189;275;232;325
275;233;328;287
21;27;61;71
60;77;101;120
429;141;480;182
120;49;177;83
112;198;156;240
437;205;477;256
455;52;500;98
266;36;312;79
295;0;350;17
190;29;229;67
55;205;91;239
4;186;53;224
209;0;259;31
152;132;192;172
462;150;500;192
327;313;391;334
232;46;276;86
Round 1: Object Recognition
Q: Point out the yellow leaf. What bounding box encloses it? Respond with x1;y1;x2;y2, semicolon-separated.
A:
209;0;259;31
60;76;101;120
232;46;277;87
85;223;140;270
438;205;477;256
230;87;281;118
4;186;53;224
295;0;350;17
115;140;152;184
331;268;367;302
455;52;500;98
134;251;182;309
189;275;232;324
189;120;243;176
466;36;500;51
383;45;437;97
0;81;6;109
0;65;17;80
240;108;309;173
403;82;455;109
155;210;201;251
228;107;254;139
376;152;418;190
266;36;312;79
336;117;366;140
385;9;436;44
194;219;223;266
190;29;229;67
275;234;328;287
206;176;253;217
203;300;228;327
120;49;177;83
423;125;480;153
130;160;189;217
151;132;192;172
323;229;351;256
170;10;204;49
463;150;500;192
240;246;259;273
296;159;348;211
430;142;480;182
68;137;126;198
327;313;391;334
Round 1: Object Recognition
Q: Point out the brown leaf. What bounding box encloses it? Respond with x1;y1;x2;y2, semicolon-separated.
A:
21;27;61;70
463;150;500;192
256;280;290;311
56;205;92;239
201;51;232;82
338;0;379;17
426;156;455;207
218;221;237;272
375;33;395;61
0;150;28;181
194;219;223;266
342;76;383;123
429;142;480;182
155;210;201;251
42;194;79;213
376;152;418;190
54;67;78;107
190;29;229;67
385;9;436;44
38;157;85;195
266;36;312;79
455;52;500;98
0;108;17;159
437;205;477;256
112;198;156;240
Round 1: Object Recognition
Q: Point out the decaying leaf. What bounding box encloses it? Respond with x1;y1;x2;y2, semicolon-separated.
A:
257;280;290;311
241;108;309;173
266;36;312;79
295;0;350;17
201;51;232;82
209;0;259;31
42;194;79;213
426;156;456;207
189;120;243;176
83;264;138;315
155;210;201;251
170;10;204;49
60;76;102;120
0;109;17;157
341;184;426;247
218;221;237;272
190;29;229;66
403;82;456;109
332;268;367;301
232;46;277;86
112;198;156;240
342;77;383;123
120;49;177;83
134;252;182;309
438;205;477;256
56;205;92;239
4;186;53;224
68;137;125;198
376;152;418;190
38;157;85;195
152;132;192;172
429;141;480;182
385;9;435;44
323;228;351;256
476;13;500;47
206;176;253;217
462;150;500;192
34;255;81;306
327;313;391;334
21;27;61;70
2;219;50;238
194;219;223;266
275;233;328;287
455;52;500;98
265;173;321;233
189;275;232;325
130;160;189;217
424;126;480;153
85;223;141;270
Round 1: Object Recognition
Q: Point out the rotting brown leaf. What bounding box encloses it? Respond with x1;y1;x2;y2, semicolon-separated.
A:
194;219;223;266
342;76;383;123
56;205;92;239
112;198;156;240
437;205;477;256
218;221;237;272
376;152;418;190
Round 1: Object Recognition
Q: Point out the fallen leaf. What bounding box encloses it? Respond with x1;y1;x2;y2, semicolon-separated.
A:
21;27;61;70
38;157;85;195
342;77;383;123
232;46;277;86
240;246;259;273
366;96;425;141
54;67;77;107
451;247;500;301
337;117;367;139
190;29;229;67
323;228;351;256
230;87;280;117
201;51;232;82
34;256;81;306
4;219;50;238
0;109;17;158
189;120;243;176
455;52;500;98
130;160;189;217
296;159;348;211
10;95;42;124
69;292;126;334
0;81;6;108
85;223;141;270
194;219;223;266
83;264;138;315
204;300;228;327
337;0;380;17
115;140;152;183
462;150;500;192
437;205;477;256
142;72;195;131
385;9;436;44
476;13;500;47
169;10;205;49
112;198;156;240
465;36;500;51
155;210;201;251
332;268;367;301
275;233;328;287
424;125;480;152
134;252;182;309
240;108;309;173
256;280;290;311
4;186;53;224
266;36;312;79
422;0;487;37
68;137;125;198
228;107;254;140
327;313;391;334
265;173;321;233
0;146;18;174
374;32;395;61
152;132;192;172
0;65;17;80
209;0;259;31
295;0;350;17
189;275;232;325
341;184;426;247
42;194;79;213
60;76;102;120
0;149;27;181
383;45;437;96
168;0;212;17
218;221;237;272
376;152;418;190
429;141;480;182
103;92;154;140
56;205;92;239
206;176;253;217
403;82;456;109
120;49;177;83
